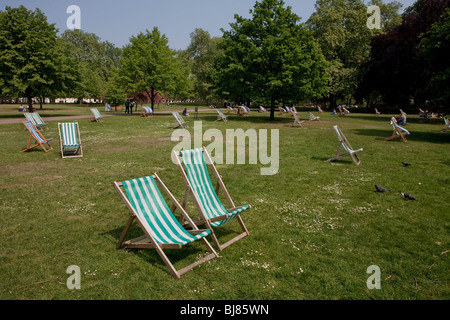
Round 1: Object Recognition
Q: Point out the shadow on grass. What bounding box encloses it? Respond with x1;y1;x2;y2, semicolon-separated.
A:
353;128;450;144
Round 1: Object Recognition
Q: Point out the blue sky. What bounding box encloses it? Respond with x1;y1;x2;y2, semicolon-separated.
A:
1;0;417;50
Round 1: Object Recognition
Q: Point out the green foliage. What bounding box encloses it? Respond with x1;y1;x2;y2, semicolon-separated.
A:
60;29;122;101
117;27;191;107
418;9;450;112
0;6;77;108
308;0;403;108
212;0;328;119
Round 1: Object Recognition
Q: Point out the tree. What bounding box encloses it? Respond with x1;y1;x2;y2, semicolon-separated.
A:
356;0;450;110
0;6;77;111
212;0;328;120
307;0;403;109
60;29;122;103
117;27;190;109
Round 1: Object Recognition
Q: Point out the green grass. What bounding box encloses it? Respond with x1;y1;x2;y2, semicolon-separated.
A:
0;105;448;300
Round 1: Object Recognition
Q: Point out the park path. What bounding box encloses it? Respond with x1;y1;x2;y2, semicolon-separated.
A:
0;108;211;125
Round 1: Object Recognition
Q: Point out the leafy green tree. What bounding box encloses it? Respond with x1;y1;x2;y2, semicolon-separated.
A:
418;9;450;112
0;6;77;110
60;29;122;103
117;27;190;109
307;0;402;109
212;0;328;120
184;28;222;104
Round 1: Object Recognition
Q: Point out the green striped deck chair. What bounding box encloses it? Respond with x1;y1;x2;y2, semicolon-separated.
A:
326;125;363;166
308;111;320;121
385;117;410;142
24;112;48;130
440;117;450;133
114;174;218;278
173;147;250;250
290;112;304;127
216;108;228;122
20;120;53;153
90;108;104;122
58;122;83;158
173;112;188;128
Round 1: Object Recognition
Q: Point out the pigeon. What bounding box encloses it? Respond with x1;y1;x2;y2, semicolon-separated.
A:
402;162;412;167
375;185;390;193
401;193;416;200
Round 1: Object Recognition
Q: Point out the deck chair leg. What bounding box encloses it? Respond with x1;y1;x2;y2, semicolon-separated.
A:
116;215;135;249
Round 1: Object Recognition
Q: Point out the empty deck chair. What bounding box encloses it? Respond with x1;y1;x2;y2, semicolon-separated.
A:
226;106;235;113
308;111;320;121
441;117;450;132
385;117;410;142
279;107;287;115
141;106;153;117
259;106;267;113
114;174;218;279
291;112;304;127
326;125;363;166
173;147;250;250
338;106;350;117
24;112;48;130
58;122;83;158
90;108;104;122
20;120;53;153
173;112;188;128
317;106;324;113
375;108;381;115
216;108;228;122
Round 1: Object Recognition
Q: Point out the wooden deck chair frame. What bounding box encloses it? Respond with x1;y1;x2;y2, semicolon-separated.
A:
172;112;188;128
278;107;287;115
259;106;267;113
375;108;381;115
326;125;363;166
440;117;450;132
308;111;320;121
385;117;409;142
216;108;228;122
290;113;304;127
114;173;218;279
58;122;83;158
141;107;153;118
90;108;104;122
172;147;250;251
21;120;53;153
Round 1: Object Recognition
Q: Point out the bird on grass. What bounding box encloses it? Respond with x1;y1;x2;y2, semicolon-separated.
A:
402;162;412;167
401;193;416;200
375;185;390;193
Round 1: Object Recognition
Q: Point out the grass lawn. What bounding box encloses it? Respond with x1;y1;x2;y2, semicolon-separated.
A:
0;104;448;300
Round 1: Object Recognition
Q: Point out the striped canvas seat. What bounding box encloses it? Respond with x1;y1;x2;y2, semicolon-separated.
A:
327;125;363;166
20;121;53;153
24;112;47;129
90;108;104;122
174;147;250;250
58;122;83;158
216;108;228;122
385;117;410;142
173;112;188;128
141;106;153;117
441;117;450;132
114;174;218;278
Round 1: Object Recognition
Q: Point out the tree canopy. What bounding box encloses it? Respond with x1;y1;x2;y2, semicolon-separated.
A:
212;0;328;120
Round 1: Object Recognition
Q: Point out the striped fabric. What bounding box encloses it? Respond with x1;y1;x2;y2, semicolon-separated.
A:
24;121;45;143
24;113;36;125
31;113;46;127
390;118;410;135
333;126;362;154
180;148;249;227
59;123;80;149
91;108;103;120
122;176;211;245
216;109;227;121
142;107;153;114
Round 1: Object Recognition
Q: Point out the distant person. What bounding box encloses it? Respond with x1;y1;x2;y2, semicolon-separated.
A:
182;108;189;116
125;100;130;114
398;113;407;126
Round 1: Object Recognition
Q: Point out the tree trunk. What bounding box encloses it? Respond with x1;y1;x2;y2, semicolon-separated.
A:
270;97;275;121
26;87;34;113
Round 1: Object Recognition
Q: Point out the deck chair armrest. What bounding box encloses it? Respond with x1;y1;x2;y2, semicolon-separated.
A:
227;205;251;212
210;215;229;223
187;229;210;235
